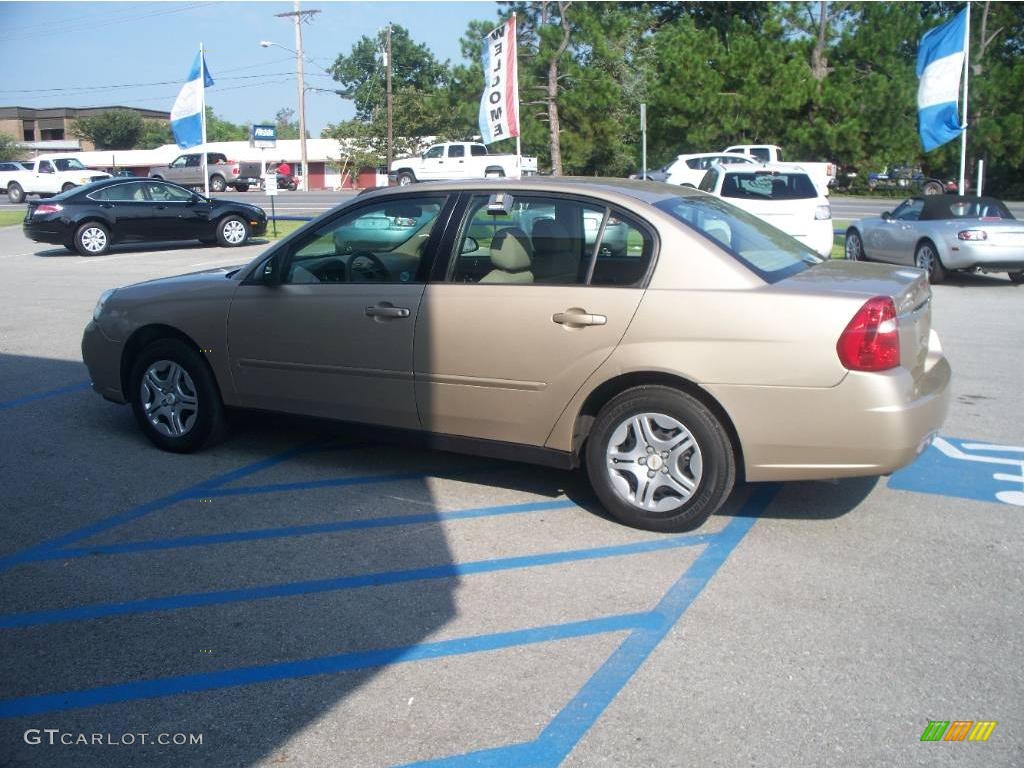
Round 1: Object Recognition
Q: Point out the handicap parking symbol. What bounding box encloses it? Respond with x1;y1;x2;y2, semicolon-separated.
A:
888;436;1024;507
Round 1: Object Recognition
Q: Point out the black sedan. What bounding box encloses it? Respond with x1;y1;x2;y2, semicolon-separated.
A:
23;178;268;256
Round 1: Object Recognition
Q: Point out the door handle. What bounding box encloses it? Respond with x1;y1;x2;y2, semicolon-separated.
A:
553;309;607;327
365;305;410;319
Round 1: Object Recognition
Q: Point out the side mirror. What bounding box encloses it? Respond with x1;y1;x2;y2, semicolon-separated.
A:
881;211;892;221
461;237;480;255
260;257;280;285
188;194;200;205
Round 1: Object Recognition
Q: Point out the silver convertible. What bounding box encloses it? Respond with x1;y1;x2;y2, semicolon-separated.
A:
844;195;1024;284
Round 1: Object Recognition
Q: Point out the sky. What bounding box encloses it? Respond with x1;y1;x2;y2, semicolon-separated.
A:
0;1;500;135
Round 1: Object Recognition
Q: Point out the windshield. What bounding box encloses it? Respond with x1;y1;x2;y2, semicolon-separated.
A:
53;158;87;171
655;195;820;282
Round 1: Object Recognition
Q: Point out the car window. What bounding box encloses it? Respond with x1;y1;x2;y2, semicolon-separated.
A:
746;147;771;163
38;161;54;174
170;157;187;168
721;172;818;201
0;162;15;171
449;194;647;287
470;145;487;157
278;196;446;285
185;155;201;167
698;168;718;193
91;182;150;202
686;157;705;170
53;158;86;171
145;182;194;202
448;145;465;158
894;199;924;221
424;146;444;159
656;195;819;283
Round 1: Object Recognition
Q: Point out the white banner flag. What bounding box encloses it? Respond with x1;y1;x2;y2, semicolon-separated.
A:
478;17;519;145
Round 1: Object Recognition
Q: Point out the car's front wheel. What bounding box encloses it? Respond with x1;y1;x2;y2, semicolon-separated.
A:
396;171;415;186
61;182;76;192
129;339;225;453
585;386;735;532
7;182;24;203
844;229;865;261
915;240;947;283
74;221;110;256
216;215;250;247
1008;270;1024;284
210;175;226;193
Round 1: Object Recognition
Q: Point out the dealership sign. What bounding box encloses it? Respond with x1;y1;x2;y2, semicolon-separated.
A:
251;124;277;149
477;16;519;145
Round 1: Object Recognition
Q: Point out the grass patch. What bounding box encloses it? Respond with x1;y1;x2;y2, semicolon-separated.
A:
261;219;310;240
0;210;24;227
831;219;851;259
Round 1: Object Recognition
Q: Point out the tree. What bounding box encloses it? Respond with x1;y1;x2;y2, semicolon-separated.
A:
137;120;172;149
71;109;144;149
274;107;301;140
204;107;248;142
0;132;20;161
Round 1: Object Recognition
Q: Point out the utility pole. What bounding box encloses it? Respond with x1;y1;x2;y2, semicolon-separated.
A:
385;24;393;172
275;1;319;191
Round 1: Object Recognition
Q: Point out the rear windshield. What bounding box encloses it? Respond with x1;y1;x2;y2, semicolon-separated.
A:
655;195;820;282
721;172;818;201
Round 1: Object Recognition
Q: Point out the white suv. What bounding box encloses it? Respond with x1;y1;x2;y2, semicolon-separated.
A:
698;163;833;257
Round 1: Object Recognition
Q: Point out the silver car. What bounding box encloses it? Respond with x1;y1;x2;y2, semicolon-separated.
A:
845;195;1024;283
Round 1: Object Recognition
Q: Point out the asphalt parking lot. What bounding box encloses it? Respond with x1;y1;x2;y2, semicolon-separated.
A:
0;222;1021;768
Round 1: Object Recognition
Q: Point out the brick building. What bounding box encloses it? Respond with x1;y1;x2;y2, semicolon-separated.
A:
0;106;170;151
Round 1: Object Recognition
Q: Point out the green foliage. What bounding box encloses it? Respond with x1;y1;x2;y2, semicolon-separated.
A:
204;107;248;142
137;120;172;149
0;132;20;161
71;109;144;150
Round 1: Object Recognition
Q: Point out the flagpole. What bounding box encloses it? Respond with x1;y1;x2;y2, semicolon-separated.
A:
200;42;210;198
959;3;970;195
513;13;521;169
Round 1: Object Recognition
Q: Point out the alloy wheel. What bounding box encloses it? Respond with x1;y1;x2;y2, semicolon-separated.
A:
222;219;246;245
79;226;107;254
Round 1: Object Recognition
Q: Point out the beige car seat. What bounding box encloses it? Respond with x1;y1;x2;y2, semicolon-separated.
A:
531;218;577;283
480;227;534;284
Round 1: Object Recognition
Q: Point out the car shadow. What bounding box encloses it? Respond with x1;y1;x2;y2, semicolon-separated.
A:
937;270;1020;288
32;240;256;258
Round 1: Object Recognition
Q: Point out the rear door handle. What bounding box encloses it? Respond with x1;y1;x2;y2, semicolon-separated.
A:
553;310;607;327
366;305;410;319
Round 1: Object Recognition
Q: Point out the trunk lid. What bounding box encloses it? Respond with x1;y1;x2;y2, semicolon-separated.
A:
783;260;933;378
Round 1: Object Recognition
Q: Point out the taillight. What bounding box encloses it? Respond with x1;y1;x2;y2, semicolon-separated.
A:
836;296;900;372
35;203;62;215
815;204;831;220
231;165;239;174
957;229;987;241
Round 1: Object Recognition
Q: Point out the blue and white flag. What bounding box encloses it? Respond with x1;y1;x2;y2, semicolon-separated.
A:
917;8;968;152
170;51;214;149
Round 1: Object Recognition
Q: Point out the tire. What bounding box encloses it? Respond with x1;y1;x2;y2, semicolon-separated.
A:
396;171;416;187
914;240;947;283
922;180;944;196
74;221;110;256
844;228;865;261
7;182;24;203
129;339;226;453
1008;271;1024;284
232;184;250;192
585;386;736;533
216;215;250;247
210;174;226;193
61;182;76;193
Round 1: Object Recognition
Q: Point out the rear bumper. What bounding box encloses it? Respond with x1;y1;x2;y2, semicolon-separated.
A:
81;320;126;403
22;220;66;244
710;334;951;482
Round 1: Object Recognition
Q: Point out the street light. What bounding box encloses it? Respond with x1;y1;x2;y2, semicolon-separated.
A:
260;39;309;191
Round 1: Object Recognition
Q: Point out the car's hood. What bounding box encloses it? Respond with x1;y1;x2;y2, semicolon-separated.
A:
211;199;265;216
117;265;245;297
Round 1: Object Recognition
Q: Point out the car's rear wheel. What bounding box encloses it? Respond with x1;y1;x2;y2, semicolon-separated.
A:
844;229;865;261
7;182;24;203
233;183;250;192
922;180;944;196
216;215;249;247
585;386;735;532
209;175;226;193
1008;270;1024;284
61;183;75;192
914;240;947;283
129;339;225;453
74;221;110;256
397;171;415;186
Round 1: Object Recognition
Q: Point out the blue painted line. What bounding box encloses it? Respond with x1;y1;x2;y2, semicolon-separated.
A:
197;471;449;498
0;532;714;629
399;484;781;768
32;500;579;563
0;612;654;718
0;439;330;574
0;381;90;411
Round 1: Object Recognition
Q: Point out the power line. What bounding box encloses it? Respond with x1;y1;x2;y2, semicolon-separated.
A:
0;3;216;42
0;73;298;96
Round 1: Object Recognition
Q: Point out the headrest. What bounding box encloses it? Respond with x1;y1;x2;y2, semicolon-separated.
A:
532;218;570;249
490;227;533;272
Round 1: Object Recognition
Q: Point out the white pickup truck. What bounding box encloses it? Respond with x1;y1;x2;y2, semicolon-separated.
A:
723;144;837;193
390;142;539;185
5;156;111;203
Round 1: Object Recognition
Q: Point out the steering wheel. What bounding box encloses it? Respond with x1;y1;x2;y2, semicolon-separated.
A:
346;251;391;282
